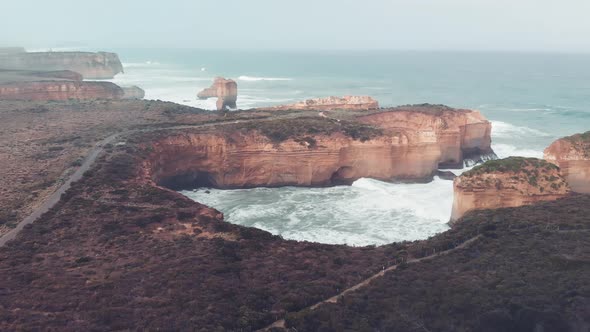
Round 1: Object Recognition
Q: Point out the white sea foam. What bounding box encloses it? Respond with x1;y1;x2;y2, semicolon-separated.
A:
180;177;453;246
238;76;293;81
491;120;550;138
492;143;543;159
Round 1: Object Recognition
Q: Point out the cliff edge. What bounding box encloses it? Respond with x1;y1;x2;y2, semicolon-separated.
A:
451;157;570;222
544;131;590;194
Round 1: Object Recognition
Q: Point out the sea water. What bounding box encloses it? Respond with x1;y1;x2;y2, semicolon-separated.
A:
105;48;590;245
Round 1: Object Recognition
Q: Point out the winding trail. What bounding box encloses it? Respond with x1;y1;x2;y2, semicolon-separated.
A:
0;134;120;247
0;114;302;248
257;235;483;331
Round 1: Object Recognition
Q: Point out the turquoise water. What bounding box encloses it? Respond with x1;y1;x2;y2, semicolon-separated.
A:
108;49;590;245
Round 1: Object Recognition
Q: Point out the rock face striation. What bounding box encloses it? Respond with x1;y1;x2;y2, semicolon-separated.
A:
544;131;590;194
451;157;570;222
0;51;124;79
197;77;238;110
263;96;379;111
0;81;124;101
141;106;495;189
357;104;496;168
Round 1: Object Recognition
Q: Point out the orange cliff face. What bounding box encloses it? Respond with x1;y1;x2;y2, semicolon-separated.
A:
450;157;570;223
138;106;494;190
357;104;495;168
141;129;441;189
0;81;124;101
544;131;590;194
0;51;124;79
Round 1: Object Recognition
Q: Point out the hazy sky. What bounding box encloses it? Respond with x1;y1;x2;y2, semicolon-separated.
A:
2;0;590;52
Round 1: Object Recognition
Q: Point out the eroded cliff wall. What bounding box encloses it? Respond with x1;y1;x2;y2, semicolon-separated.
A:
143;131;442;189
544;131;590;194
0;81;124;101
358;105;495;168
451;157;570;222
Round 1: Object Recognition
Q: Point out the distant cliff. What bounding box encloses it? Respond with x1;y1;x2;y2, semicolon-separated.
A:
451;157;570;222
261;96;379;111
0;51;124;79
0;81;124;101
544;131;590;193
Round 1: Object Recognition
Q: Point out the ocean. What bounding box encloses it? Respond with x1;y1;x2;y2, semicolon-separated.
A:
107;48;590;245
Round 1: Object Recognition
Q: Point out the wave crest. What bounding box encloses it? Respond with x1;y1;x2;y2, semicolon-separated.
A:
238;76;293;82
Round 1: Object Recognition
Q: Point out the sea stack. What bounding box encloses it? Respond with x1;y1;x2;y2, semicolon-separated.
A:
544;131;590;193
197;77;238;111
450;157;570;223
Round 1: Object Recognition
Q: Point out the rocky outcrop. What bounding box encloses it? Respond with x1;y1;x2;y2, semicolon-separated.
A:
451;157;570;222
0;81;124;101
544;131;590;193
140;106;495;189
358;104;496;168
122;85;145;100
262;96;379;111
143;131;439;189
197;77;237;110
0;51;124;79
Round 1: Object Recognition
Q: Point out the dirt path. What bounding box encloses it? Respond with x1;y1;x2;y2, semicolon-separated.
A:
0;115;298;248
0;133;120;247
256;235;483;331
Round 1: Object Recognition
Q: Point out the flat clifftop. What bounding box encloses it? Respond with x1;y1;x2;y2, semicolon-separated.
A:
544;131;590;194
451;157;570;221
545;131;590;160
0;51;124;79
457;157;569;194
227;116;384;143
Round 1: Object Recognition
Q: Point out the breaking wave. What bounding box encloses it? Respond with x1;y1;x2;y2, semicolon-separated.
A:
180;177;453;246
238;76;293;82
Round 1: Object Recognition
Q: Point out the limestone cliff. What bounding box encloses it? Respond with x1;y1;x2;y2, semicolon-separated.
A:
0;51;124;79
0;81;124;101
262;96;379;111
451;157;570;222
140;107;494;189
358;104;495;168
197;77;238;110
544;131;590;193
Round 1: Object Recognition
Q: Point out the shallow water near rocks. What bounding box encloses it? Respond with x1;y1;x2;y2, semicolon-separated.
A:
180;177;454;246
